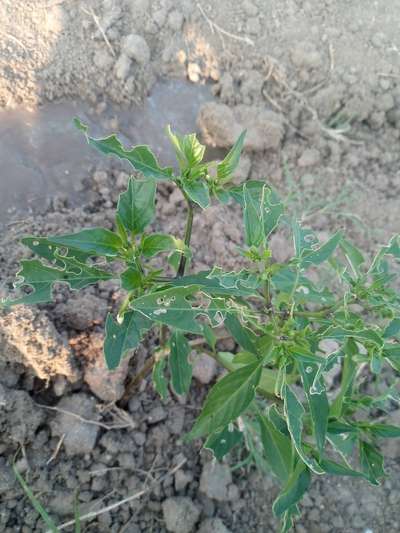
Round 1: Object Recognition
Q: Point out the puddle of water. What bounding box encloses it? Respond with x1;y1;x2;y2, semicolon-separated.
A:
0;79;214;227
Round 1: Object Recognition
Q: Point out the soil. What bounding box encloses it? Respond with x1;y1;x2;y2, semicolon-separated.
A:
1;1;400;532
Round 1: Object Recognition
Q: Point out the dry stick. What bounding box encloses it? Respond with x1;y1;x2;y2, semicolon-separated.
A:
35;403;132;430
49;458;187;532
81;7;116;57
197;2;255;47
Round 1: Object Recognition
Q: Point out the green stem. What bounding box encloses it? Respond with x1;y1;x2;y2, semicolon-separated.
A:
177;196;194;277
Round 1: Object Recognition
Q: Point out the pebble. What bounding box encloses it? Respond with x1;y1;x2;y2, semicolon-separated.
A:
162;497;200;533
198;517;232;533
298;148;321;167
192;353;217;384
122;34;151;65
199;462;232;501
148;406;167;424
114;54;131;80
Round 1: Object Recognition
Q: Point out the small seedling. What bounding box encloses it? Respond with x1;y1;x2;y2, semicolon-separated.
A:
3;121;400;531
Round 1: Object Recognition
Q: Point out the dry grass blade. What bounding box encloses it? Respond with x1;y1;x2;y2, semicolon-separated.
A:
48;458;187;532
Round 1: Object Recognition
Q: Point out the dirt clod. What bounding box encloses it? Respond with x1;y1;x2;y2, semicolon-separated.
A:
162;496;201;533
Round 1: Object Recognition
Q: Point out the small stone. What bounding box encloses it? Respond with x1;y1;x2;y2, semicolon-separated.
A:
93;50;113;70
200;462;232;501
197;102;241;148
298;148;321;167
376;93;395;112
187;62;201;83
174;470;192;491
162;497;200;533
114;54;131;80
269;233;292;263
198;517;232;533
56;294;108;331
236;106;284;151
122;34;150;65
192;353;217;384
50;393;100;456
290;41;322;69
148;406;167;424
371;32;385;48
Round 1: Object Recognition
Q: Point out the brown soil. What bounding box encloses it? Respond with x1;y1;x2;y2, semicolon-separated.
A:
1;1;400;532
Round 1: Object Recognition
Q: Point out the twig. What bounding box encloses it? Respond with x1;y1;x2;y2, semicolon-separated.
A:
81;7;116;57
46;434;65;465
35;403;132;430
49;458;187;532
197;3;254;47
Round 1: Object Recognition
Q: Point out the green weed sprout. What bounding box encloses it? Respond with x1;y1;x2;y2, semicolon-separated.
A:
3;121;400;532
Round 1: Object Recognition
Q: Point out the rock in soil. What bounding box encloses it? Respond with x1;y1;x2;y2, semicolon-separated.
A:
162;496;200;533
0;383;44;446
198;517;232;533
191;353;217;385
197;102;242;148
50;393;100;456
54;293;108;331
200;461;233;501
0;306;78;382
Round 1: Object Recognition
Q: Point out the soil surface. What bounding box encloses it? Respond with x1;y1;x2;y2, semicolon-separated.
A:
1;1;400;532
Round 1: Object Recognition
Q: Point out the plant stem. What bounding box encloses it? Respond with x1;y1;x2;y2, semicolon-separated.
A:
177;197;194;277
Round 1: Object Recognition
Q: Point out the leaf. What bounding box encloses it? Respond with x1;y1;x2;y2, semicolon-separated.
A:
152;356;168;400
384;318;400;339
319;458;366;478
364;423;400;438
383;344;400;372
2;257;113;307
207;266;259;291
103;311;153;370
272;267;335;307
21;236;92;265
272;460;311;517
204;425;243;460
120;266;142;291
322;326;383;348
258;413;293;484
187;359;263;440
182;179;210;209
166;125;206;170
298;360;329;456
132;285;204;334
262;187;284;239
202;324;217;351
292;221;319;259
340;238;365;277
330;338;358;418
166;270;260;297
243;182;264;246
217;130;246;183
300;231;342;269
283;385;324;474
141;234;179;257
369;234;400;274
75;118;173;181
169;330;192;395
48;228;123;257
117;177;156;234
223;312;258;354
359;441;385;485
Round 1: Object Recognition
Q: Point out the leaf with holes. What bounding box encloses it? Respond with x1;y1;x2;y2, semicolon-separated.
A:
169;330;192;395
117;177;156;234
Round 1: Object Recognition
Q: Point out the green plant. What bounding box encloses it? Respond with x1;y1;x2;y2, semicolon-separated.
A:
3;121;400;532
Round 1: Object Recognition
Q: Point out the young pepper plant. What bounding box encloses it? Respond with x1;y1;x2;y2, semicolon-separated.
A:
2;121;400;532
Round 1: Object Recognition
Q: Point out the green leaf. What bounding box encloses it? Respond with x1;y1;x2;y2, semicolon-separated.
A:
204;425;243;460
283;385;324;474
48;228;123;257
369;234;400;274
340;238;365;277
319;458;366;478
217;130;246;183
383;344;400;372
298;360;329;456
132;285;204;334
3;257;113;307
141;234;179;257
182;179;210;209
223;312;258;354
202;324;217;351
258;413;293;484
104;311;153;370
300;231;342;269
188;359;263;440
166;270;260;297
364;423;400;438
166;125;206;170
152;356;168;400
169;330;192;395
21;236;92;265
359;441;385;485
272;460;311;517
384;318;400;339
75;118;173;181
322;326;383;348
117;177;156;234
120;266;142;291
207;266;259;291
292;221;319;258
243;182;263;246
262;187;284;239
330;338;358;418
